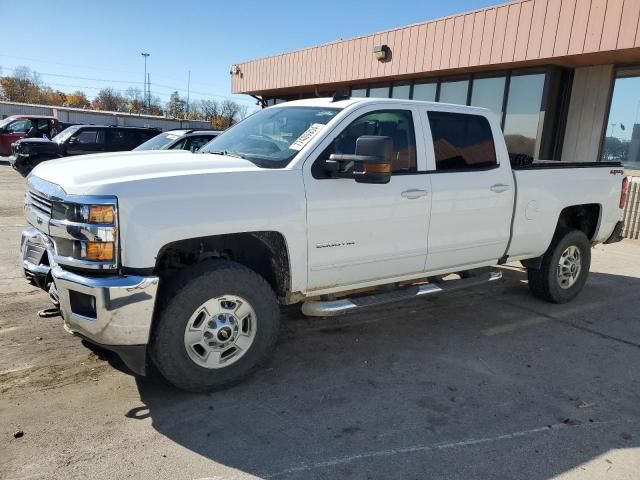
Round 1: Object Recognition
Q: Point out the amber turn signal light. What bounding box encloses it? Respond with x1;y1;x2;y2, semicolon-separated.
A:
362;162;392;174
87;205;115;224
83;242;114;261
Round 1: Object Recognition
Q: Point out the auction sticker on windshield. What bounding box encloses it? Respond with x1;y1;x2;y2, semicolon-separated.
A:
289;123;325;151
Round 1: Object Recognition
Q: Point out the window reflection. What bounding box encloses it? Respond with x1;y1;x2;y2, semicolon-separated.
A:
350;87;367;98
503;74;545;160
470;76;505;122
368;85;391;98
412;82;437;101
602;74;640;169
391;84;411;99
439;80;468;105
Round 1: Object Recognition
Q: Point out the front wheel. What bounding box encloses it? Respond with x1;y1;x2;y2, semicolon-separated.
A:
150;260;280;392
527;229;591;304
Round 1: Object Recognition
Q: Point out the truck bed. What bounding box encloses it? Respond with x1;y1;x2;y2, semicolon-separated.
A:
507;161;624;261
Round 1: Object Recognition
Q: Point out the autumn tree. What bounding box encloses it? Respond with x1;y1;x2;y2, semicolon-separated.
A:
0;67;42;103
124;87;145;114
197;99;248;129
66;91;90;108
91;88;127;112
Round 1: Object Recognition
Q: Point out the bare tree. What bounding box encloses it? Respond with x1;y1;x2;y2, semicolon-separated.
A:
91;88;127;112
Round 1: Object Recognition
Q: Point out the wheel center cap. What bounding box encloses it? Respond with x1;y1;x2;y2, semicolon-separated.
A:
571;264;577;273
217;326;233;342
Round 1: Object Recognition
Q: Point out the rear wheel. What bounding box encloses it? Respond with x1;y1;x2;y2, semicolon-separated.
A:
527;229;591;304
150;260;280;392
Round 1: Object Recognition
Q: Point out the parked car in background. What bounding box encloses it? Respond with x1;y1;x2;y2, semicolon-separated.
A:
0;115;60;155
134;129;222;152
10;125;160;174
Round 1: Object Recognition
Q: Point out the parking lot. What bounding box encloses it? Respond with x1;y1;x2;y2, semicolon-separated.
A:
0;162;639;479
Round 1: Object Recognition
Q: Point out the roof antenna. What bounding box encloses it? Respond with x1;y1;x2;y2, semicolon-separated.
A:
332;92;351;102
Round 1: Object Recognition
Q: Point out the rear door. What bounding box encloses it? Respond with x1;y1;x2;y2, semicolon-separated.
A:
421;108;514;272
303;104;432;291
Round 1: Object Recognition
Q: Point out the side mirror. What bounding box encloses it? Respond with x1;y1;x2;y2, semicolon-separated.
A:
328;135;393;184
67;137;78;145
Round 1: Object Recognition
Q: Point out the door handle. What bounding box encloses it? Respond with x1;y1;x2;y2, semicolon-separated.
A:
490;184;510;193
401;189;428;199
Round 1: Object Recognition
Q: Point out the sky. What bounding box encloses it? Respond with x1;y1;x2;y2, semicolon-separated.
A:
0;0;496;113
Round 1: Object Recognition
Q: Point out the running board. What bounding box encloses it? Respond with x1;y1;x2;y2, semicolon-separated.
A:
301;271;502;317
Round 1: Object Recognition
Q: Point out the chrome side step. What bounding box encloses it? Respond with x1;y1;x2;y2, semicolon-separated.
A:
301;271;502;317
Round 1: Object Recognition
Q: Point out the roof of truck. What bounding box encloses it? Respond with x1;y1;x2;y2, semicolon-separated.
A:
273;97;492;113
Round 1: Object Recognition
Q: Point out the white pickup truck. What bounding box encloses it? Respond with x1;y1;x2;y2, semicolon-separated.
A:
20;97;628;391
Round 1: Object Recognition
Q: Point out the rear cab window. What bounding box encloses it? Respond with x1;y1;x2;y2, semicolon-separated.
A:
427;111;497;171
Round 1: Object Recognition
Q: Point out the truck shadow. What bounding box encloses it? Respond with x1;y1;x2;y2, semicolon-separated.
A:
126;266;640;479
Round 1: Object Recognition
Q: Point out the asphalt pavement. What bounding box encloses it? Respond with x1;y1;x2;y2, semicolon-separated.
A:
1;164;639;479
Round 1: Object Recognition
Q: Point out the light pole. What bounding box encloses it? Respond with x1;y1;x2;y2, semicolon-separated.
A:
141;52;150;113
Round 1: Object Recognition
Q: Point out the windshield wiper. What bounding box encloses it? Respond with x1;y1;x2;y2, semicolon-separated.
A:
206;150;246;159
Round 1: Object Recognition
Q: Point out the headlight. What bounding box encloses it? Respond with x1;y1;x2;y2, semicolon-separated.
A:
82;205;115;224
49;197;119;270
52;202;116;225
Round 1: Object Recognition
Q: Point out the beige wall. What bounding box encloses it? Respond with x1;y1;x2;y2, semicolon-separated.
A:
561;65;614;162
232;0;640;95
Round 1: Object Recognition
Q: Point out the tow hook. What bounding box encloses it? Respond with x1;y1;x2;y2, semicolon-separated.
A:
38;282;61;318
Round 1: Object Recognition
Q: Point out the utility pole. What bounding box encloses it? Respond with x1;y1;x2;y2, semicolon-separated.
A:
141;52;150;113
147;73;151;112
186;70;191;119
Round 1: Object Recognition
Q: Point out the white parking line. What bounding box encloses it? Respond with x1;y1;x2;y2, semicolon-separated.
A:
263;420;619;478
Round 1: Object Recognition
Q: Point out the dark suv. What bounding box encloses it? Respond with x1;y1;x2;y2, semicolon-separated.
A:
10;125;160;174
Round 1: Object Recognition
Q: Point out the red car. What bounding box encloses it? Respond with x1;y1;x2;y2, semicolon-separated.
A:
0;115;60;156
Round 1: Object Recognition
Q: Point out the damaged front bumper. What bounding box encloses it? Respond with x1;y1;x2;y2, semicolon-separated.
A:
21;226;159;375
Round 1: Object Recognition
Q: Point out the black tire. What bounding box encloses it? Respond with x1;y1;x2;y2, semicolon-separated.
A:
149;260;280;392
527;229;591;304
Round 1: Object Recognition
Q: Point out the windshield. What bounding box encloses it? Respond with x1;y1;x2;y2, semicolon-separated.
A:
200;106;340;167
134;131;183;151
0;117;14;129
53;126;79;144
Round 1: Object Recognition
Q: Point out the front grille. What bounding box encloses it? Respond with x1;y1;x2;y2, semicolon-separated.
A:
28;190;52;216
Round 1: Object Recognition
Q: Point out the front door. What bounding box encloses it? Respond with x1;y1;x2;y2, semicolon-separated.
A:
0;119;31;154
66;129;106;155
422;109;514;272
303;105;431;292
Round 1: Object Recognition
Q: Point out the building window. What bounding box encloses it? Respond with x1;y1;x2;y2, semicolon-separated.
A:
602;71;640;169
412;82;437;101
368;85;391;98
345;68;566;161
470;76;506;122
502;74;545;160
391;83;411;99
439;79;469;105
350;87;367;97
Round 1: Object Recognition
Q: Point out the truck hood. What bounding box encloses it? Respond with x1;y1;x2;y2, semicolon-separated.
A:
30;150;263;194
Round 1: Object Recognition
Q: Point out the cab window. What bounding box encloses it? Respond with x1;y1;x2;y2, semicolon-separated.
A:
7;119;31;133
73;129;105;145
313;109;417;179
427;111;497;171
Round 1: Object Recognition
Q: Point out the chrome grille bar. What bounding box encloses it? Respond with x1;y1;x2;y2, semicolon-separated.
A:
28;191;53;216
